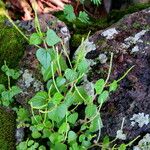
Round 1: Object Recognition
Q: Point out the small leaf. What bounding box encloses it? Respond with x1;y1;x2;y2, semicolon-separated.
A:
77;59;90;74
27;140;34;146
56;77;66;87
89;115;103;132
53;143;67;150
73;86;89;103
48;104;67;123
64;69;78;82
67;112;78;125
78;11;89;23
109;80;118;92
46;29;61;46
59;55;68;71
85;104;97;118
29;33;42;45
29;91;48;109
39;145;46;150
98;90;109;104
42;62;57;81
36;48;51;69
0;84;5;94
94;79;105;94
79;134;86;142
50;133;64;144
102;136;110;149
58;122;70;134
32;131;41;139
68;131;77;143
42;129;52;138
52;92;64;105
64;5;76;22
118;144;126;150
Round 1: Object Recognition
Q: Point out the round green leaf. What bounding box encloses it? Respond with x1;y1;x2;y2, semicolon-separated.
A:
85;104;97;118
98;90;109;104
29;91;48;109
64;69;78;82
68;131;77;143
46;29;61;46
94;79;105;94
30;33;42;45
36;48;51;69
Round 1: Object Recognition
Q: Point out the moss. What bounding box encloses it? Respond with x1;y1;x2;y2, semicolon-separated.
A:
0;107;16;150
71;34;87;48
0;16;26;84
108;3;150;23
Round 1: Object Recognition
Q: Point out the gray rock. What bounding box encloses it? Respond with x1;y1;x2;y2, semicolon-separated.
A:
79;8;150;140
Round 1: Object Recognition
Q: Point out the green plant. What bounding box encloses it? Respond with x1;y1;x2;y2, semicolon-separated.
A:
0;61;22;107
63;4;90;25
14;27;137;149
0;6;139;150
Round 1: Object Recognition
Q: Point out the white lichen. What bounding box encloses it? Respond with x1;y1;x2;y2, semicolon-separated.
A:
82;75;95;98
101;28;119;40
98;54;108;64
131;46;139;53
130;113;150;128
124;30;147;48
75;38;96;67
22;69;44;91
33;80;43;92
133;134;150;150
86;59;97;67
22;69;34;88
60;27;68;36
116;130;127;140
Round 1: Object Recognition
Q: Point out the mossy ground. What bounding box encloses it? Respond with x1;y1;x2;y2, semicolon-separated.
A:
0;15;26;150
0;107;16;150
0;16;26;84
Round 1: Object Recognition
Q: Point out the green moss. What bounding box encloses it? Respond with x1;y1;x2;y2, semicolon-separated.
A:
70;34;86;48
0;16;26;84
0;107;16;150
108;3;150;23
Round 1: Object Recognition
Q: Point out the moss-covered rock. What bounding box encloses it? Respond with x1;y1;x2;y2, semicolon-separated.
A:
108;3;150;23
0;107;16;150
0;16;26;84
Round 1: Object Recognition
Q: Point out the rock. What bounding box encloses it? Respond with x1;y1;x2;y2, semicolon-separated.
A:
78;8;150;140
16;14;70;107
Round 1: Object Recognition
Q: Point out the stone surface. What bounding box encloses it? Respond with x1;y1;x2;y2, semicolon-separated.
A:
80;8;150;140
16;14;70;106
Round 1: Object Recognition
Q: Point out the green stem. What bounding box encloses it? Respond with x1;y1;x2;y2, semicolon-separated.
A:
51;62;60;93
5;13;29;41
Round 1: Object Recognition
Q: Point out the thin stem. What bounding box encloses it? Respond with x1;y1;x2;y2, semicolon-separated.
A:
116;65;135;83
31;0;42;36
104;52;113;86
61;42;72;68
31;103;38;123
95;117;101;143
54;46;62;76
74;84;87;103
5;13;29;41
51;62;60;93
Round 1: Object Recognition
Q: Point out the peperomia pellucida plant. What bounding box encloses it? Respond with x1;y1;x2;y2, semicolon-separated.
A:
0;3;140;150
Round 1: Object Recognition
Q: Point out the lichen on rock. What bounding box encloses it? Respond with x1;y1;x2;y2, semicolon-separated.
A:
76;8;150;140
